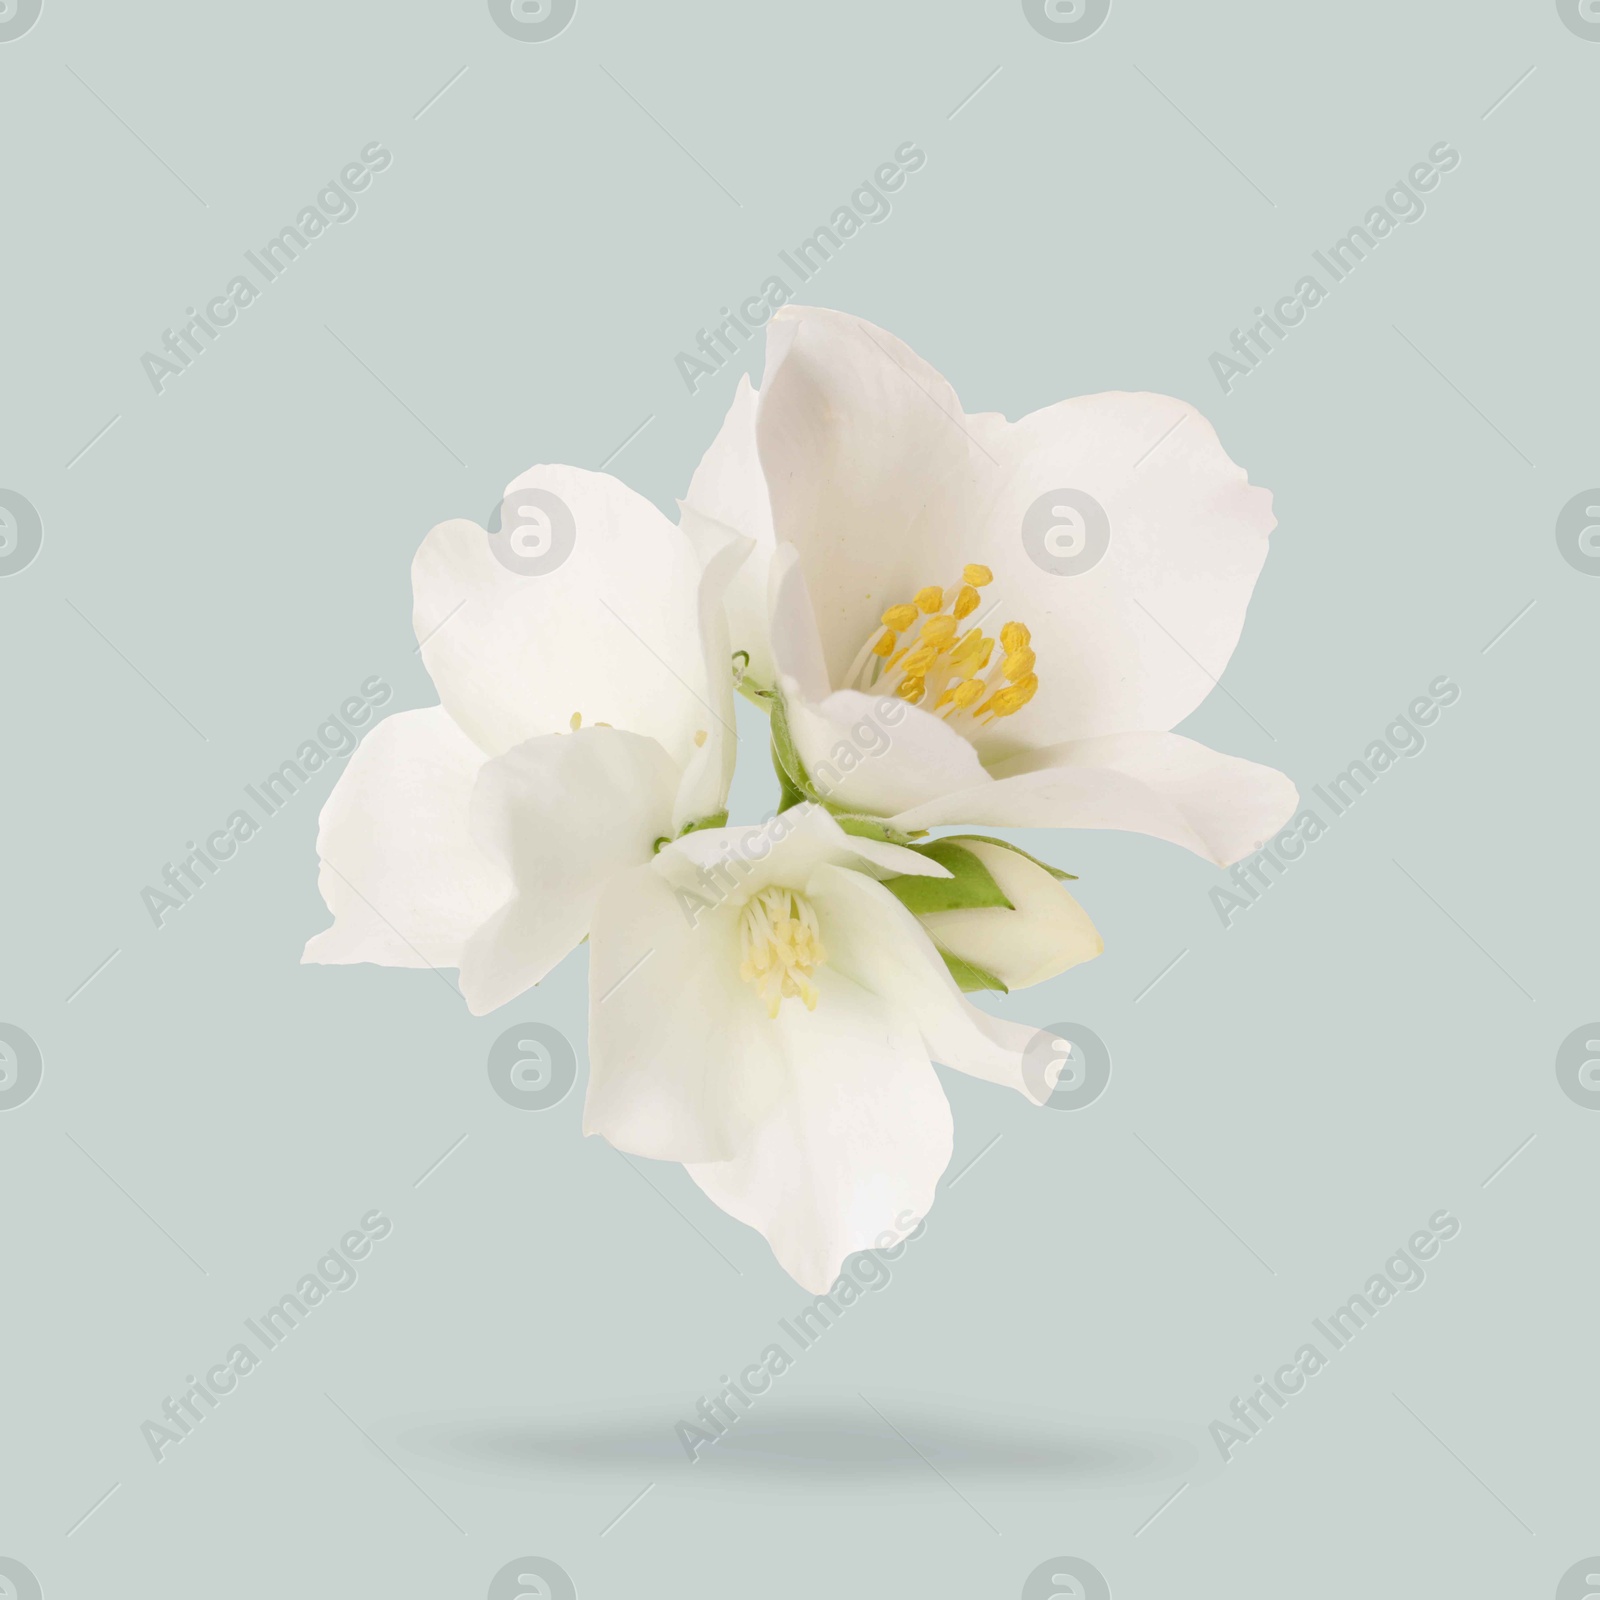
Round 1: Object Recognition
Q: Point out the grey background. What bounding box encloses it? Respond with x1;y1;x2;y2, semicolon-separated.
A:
2;1;1595;1595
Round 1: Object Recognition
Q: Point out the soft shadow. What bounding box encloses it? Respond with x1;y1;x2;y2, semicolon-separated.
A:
394;1399;1198;1489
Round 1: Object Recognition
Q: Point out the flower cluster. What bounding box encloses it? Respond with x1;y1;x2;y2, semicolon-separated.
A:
304;306;1295;1290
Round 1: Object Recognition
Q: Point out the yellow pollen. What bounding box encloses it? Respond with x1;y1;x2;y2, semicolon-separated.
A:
569;711;582;730
978;673;1038;721
937;677;986;711
739;885;826;1018
849;566;1040;724
693;729;708;747
1003;647;1036;682
950;630;993;673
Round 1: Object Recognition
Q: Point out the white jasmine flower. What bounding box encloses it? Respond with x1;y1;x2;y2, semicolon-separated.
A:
688;305;1297;865
585;804;1075;1290
303;465;747;1013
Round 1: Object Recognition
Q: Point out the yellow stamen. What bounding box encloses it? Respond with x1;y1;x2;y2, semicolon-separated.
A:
919;615;958;648
871;630;897;658
937;677;986;711
1000;621;1031;654
739;886;827;1017
569;711;582;731
881;603;918;631
952;584;980;620
896;676;926;703
898;642;939;678
978;673;1038;720
963;564;994;587
949;630;993;673
914;585;944;614
1003;647;1036;682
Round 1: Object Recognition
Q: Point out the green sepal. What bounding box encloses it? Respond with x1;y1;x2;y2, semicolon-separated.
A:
834;813;923;848
768;693;812;797
678;810;728;837
773;752;808;815
936;944;1009;994
880;840;1014;916
935;834;1078;880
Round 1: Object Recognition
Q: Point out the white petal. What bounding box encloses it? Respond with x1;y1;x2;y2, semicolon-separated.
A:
412;465;716;765
915;839;1102;992
805;864;1051;1104
684;375;776;689
766;549;991;814
752;305;1277;753
671;506;752;831
685;969;952;1292
754;307;985;691
767;543;832;702
584;858;787;1164
303;707;509;970
457;728;680;1015
890;732;1299;867
652;802;950;906
957;392;1276;755
584;806;949;1164
784;685;991;818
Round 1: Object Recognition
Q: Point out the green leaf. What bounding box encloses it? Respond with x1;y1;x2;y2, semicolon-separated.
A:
936;944;1009;994
880;841;1014;916
936;834;1078;880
